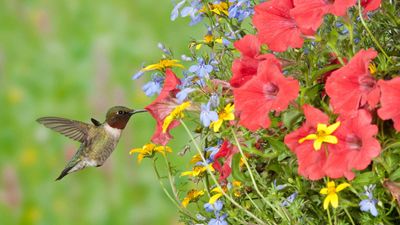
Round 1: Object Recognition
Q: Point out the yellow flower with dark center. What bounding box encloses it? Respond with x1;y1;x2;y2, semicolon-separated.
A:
320;181;350;210
162;101;191;133
194;34;223;50
210;103;235;132
181;164;215;177
298;122;340;150
141;59;184;72
129;143;172;163
182;189;205;208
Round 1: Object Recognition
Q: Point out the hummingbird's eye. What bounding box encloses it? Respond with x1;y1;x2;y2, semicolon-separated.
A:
118;110;123;115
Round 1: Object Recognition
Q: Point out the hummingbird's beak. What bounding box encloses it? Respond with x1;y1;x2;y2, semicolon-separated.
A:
130;109;147;115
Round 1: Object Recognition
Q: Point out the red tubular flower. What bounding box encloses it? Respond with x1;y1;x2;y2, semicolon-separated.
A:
324;110;381;180
290;0;356;31
378;78;400;131
213;140;239;182
284;105;332;180
325;49;380;117
145;69;181;145
253;0;314;52
230;35;279;88
234;59;299;131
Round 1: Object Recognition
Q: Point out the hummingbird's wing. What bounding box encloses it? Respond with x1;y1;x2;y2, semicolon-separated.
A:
91;118;102;126
36;117;91;143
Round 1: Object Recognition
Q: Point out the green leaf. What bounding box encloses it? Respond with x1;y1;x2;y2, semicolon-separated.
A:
267;137;289;153
282;110;302;130
390;167;400;181
352;172;379;186
231;153;249;183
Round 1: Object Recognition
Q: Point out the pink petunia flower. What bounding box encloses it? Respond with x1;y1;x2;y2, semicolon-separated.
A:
145;69;181;145
325;49;380;117
233;58;299;131
290;0;357;31
324;110;381;180
230;35;279;88
284;105;333;180
378;77;400;131
253;0;314;52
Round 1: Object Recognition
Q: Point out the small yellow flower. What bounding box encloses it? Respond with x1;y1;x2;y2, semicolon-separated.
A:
207;2;230;16
232;180;242;197
182;189;205;208
162;101;191;133
209;186;226;204
210;103;235;132
320;181;350;210
298;121;340;151
141;59;184;72
129;143;172;163
368;63;377;75
190;154;203;164
195;34;223;50
181;164;215;177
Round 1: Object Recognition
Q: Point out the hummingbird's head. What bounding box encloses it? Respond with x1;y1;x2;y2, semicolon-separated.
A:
105;106;147;129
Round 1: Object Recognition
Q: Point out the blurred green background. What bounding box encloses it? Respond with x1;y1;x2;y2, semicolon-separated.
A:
0;0;202;224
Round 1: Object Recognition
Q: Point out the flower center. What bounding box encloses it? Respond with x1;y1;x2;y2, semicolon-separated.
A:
358;75;376;92
264;82;279;100
346;134;362;150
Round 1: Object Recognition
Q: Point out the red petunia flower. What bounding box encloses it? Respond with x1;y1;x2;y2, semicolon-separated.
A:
378;78;400;131
230;35;279;88
145;69;181;145
325;49;380;117
290;0;356;32
234;59;299;131
324;110;381;180
213;140;239;182
361;0;381;14
253;0;314;52
284;105;332;180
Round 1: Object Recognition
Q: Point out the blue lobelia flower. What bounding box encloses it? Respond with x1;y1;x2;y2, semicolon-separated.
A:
228;0;253;22
171;0;186;21
189;57;214;79
204;199;224;212
273;179;287;191
281;192;298;207
180;0;204;26
209;213;228;225
209;93;220;108
142;74;164;97
200;102;219;127
176;87;195;103
359;184;379;217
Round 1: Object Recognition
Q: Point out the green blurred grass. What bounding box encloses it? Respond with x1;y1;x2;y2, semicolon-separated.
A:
0;0;202;224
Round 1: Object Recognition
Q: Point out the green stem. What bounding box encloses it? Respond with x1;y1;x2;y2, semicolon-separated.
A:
344;207;355;225
180;120;267;225
357;0;392;63
245;191;263;213
152;158;197;221
231;128;290;222
327;208;333;225
162;153;180;202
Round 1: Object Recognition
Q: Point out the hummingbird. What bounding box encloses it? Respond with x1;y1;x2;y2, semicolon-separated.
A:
37;106;146;181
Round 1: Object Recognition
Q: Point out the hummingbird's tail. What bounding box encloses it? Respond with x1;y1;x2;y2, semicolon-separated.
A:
55;166;73;181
